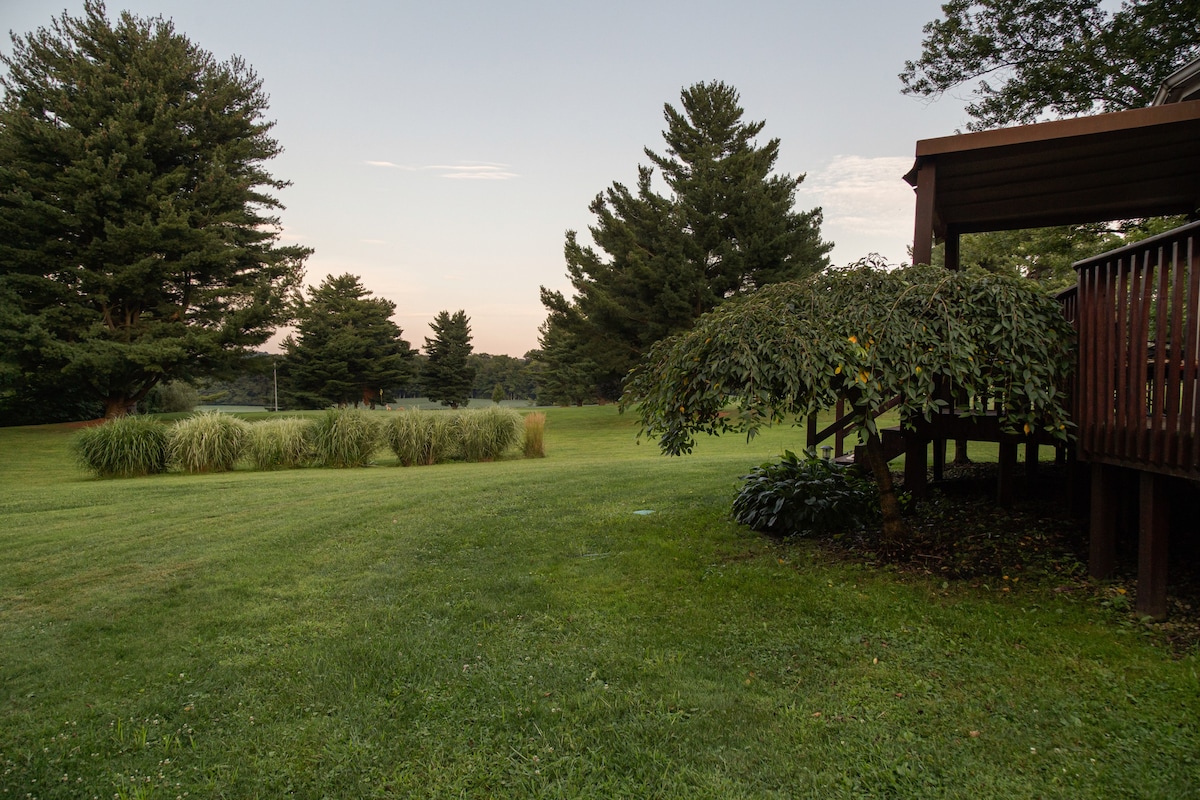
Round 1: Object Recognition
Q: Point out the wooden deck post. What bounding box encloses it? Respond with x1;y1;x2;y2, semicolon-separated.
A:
911;161;937;268
1137;471;1169;621
1089;463;1117;578
904;434;928;499
996;439;1018;507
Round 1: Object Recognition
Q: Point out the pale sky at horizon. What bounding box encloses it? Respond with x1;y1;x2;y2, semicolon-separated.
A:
3;0;975;356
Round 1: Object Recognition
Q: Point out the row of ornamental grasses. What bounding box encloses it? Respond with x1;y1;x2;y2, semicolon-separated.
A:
73;407;542;477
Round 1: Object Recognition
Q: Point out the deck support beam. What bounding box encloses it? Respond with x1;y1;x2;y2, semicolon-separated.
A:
904;436;928;499
1089;464;1118;579
1137;471;1169;621
997;439;1017;507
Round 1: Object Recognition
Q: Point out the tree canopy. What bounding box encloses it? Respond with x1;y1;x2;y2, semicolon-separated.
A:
0;1;308;420
622;260;1076;547
900;0;1200;131
422;310;476;408
281;273;413;409
539;81;832;401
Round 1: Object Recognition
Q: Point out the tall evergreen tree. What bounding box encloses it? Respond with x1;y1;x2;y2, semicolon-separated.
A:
540;81;831;400
281;274;413;408
0;1;308;420
531;316;603;406
422;310;476;409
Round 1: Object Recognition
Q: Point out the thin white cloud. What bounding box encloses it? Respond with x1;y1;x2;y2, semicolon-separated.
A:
365;159;518;180
359;239;388;245
427;162;518;180
364;160;413;169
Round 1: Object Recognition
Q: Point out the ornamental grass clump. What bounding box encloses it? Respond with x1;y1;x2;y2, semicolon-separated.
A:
385;408;428;467
385;409;460;466
168;411;249;473
457;407;523;462
523;411;546;458
246;417;314;470
72;415;170;478
308;408;382;468
732;450;880;536
424;412;460;465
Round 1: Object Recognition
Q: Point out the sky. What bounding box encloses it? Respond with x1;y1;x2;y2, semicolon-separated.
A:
2;0;975;356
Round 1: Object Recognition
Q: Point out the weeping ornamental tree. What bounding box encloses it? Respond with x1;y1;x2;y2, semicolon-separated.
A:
0;2;308;420
622;260;1076;551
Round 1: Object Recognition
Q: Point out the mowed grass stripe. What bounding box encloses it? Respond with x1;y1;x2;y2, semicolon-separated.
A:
0;406;1196;798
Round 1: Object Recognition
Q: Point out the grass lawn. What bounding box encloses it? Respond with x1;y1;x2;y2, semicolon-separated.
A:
1;407;1197;798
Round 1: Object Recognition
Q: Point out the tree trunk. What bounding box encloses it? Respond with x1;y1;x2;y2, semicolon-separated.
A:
861;428;909;556
103;396;136;419
953;437;971;465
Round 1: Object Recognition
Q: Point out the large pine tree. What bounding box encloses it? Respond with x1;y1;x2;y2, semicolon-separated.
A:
421;310;476;409
539;81;831;400
0;1;308;420
281;274;414;408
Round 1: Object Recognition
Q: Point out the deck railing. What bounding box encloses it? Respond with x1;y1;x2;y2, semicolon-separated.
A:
1074;220;1200;478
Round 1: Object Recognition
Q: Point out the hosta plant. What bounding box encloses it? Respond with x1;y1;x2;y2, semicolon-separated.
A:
731;450;879;536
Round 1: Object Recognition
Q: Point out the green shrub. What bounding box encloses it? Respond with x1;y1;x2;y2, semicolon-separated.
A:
169;411;249;473
308;408;382;468
73;415;170;478
246;417;314;470
458;407;523;462
523;411;546;458
731;450;879;536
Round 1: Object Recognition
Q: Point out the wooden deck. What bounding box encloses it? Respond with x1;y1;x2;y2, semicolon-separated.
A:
1072;221;1200;619
1074;220;1200;478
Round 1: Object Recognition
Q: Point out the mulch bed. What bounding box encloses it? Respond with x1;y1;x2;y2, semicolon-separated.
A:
810;460;1200;655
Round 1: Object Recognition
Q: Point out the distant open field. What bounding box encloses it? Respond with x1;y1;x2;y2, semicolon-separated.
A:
197;398;547;414
1;407;1196;798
